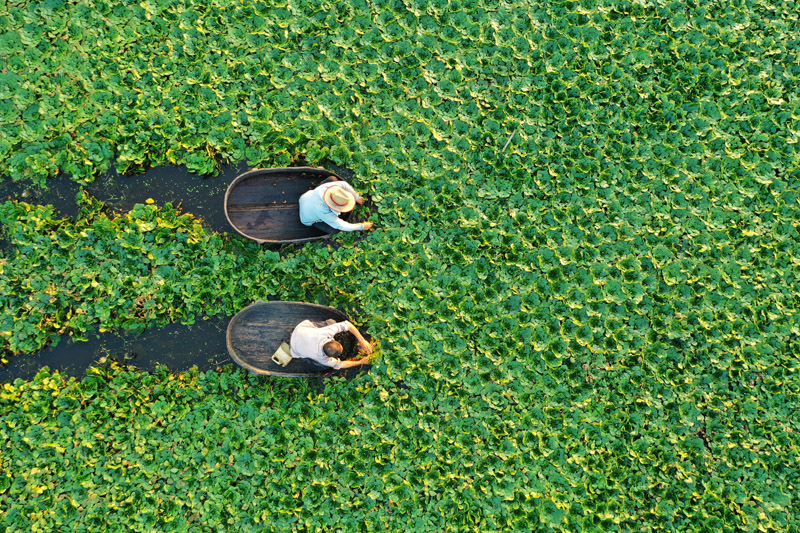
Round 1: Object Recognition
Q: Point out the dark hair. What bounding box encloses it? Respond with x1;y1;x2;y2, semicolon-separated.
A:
323;340;343;359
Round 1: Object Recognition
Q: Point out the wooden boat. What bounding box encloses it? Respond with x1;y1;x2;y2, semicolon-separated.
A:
226;300;359;377
224;167;354;243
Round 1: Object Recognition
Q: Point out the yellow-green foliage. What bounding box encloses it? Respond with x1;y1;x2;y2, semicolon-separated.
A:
1;0;799;530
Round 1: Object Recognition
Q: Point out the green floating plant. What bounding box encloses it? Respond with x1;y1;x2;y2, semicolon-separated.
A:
2;0;800;530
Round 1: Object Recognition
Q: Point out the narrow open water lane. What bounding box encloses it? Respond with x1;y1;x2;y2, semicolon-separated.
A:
0;314;235;383
0;161;357;381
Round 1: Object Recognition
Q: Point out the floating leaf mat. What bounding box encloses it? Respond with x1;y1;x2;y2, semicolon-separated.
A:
1;0;799;530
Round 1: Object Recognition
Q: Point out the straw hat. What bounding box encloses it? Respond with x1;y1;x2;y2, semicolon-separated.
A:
324;185;356;213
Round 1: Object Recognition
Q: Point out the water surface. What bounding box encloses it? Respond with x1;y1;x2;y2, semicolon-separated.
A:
0;160;358;382
0;315;234;383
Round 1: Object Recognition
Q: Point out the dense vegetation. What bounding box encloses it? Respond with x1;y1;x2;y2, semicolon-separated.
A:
2;0;799;530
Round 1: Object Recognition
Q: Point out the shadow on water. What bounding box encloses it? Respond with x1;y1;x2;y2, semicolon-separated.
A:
0;315;235;383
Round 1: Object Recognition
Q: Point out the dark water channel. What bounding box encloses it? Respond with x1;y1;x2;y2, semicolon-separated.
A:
0;315;234;383
0;160;353;233
0;160;355;383
0;162;250;234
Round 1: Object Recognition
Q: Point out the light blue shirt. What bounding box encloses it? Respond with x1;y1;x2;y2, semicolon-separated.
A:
299;181;364;231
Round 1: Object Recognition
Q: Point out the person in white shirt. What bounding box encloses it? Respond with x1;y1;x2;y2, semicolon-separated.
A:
298;176;374;233
289;319;373;369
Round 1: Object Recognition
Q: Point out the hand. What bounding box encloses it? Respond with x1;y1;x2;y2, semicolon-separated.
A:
358;356;371;365
356;197;366;205
361;343;374;355
362;221;374;230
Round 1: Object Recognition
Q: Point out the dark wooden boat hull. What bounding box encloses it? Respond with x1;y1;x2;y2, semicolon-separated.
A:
226;301;358;377
224;167;353;243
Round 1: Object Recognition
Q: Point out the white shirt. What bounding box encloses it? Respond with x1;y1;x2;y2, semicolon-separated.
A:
289;320;352;369
298;181;364;231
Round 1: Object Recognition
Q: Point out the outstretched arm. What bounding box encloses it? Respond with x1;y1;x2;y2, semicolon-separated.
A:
348;324;373;354
337;356;371;369
322;321;374;356
321;211;367;232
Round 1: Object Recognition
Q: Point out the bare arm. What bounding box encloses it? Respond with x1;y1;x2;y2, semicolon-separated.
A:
337;356;371;369
348;324;373;354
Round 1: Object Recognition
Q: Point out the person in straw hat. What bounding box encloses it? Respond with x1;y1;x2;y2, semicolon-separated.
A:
299;176;374;233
